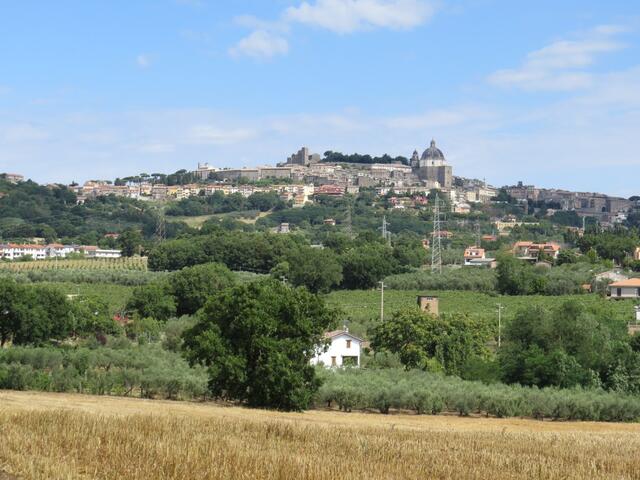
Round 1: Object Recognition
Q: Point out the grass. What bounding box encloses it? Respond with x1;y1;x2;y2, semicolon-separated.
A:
1;390;640;479
170;214;217;228
171;211;269;228
325;290;636;336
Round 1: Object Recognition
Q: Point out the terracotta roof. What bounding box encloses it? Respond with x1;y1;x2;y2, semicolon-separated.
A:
323;330;364;342
609;278;640;288
4;244;46;250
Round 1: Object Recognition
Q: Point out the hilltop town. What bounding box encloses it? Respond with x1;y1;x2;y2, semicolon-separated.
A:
21;140;631;228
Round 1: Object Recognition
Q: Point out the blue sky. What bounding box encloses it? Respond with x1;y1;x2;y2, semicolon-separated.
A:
0;0;639;195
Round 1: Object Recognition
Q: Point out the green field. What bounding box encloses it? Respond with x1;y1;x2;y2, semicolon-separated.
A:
325;289;636;337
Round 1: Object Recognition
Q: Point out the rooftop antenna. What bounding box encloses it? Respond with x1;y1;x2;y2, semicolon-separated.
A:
431;194;443;274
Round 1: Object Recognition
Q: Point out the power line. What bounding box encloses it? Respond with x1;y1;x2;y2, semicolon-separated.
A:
381;216;391;246
155;211;166;242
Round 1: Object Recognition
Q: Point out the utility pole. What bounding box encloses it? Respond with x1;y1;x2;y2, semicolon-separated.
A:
496;303;504;348
475;221;481;247
379;281;385;323
431;194;442;274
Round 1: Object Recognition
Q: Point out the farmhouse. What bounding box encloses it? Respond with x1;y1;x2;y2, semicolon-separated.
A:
608;278;640;299
311;329;362;367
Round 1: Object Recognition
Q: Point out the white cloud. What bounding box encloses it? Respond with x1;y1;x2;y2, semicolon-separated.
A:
229;30;289;59
230;0;436;58
284;0;435;33
136;54;152;69
488;25;627;91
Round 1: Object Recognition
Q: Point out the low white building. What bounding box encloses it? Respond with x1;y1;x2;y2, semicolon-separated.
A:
608;278;640;299
45;244;76;258
311;329;363;368
0;244;47;260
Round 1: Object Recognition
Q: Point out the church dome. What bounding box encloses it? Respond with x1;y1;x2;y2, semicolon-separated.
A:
421;139;445;161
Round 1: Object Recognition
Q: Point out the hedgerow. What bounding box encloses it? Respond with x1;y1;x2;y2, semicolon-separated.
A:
0;343;208;400
315;368;640;422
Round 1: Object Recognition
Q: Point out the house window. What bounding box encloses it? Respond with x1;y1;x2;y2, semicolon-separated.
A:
346;339;351;349
331;356;337;367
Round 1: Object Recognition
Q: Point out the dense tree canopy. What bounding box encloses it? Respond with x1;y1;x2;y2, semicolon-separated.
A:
499;300;640;393
371;309;491;375
126;282;177;321
183;280;335;411
340;243;397;289
0;280;74;345
170;263;236;316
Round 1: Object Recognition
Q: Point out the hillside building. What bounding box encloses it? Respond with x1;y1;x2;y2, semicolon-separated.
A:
608;278;640;299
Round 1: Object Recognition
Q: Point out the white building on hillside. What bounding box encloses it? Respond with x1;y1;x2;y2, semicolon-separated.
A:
311;329;363;367
45;244;76;258
0;244;47;260
608;278;640;299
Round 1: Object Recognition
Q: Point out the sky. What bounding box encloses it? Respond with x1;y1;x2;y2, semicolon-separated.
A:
0;0;639;196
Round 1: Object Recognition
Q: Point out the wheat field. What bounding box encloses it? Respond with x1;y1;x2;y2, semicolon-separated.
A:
1;391;640;479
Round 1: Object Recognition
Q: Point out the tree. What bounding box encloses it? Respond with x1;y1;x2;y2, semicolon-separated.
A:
371;309;490;375
170;263;236;316
126;282;176;321
498;301;629;389
340;243;397;289
118;228;143;257
182;280;335;411
0;280;74;345
495;253;537;295
71;295;121;337
0;280;23;346
282;246;343;293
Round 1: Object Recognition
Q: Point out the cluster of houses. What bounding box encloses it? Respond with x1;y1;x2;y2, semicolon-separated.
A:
74;180;316;206
0;243;121;261
461;241;562;269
